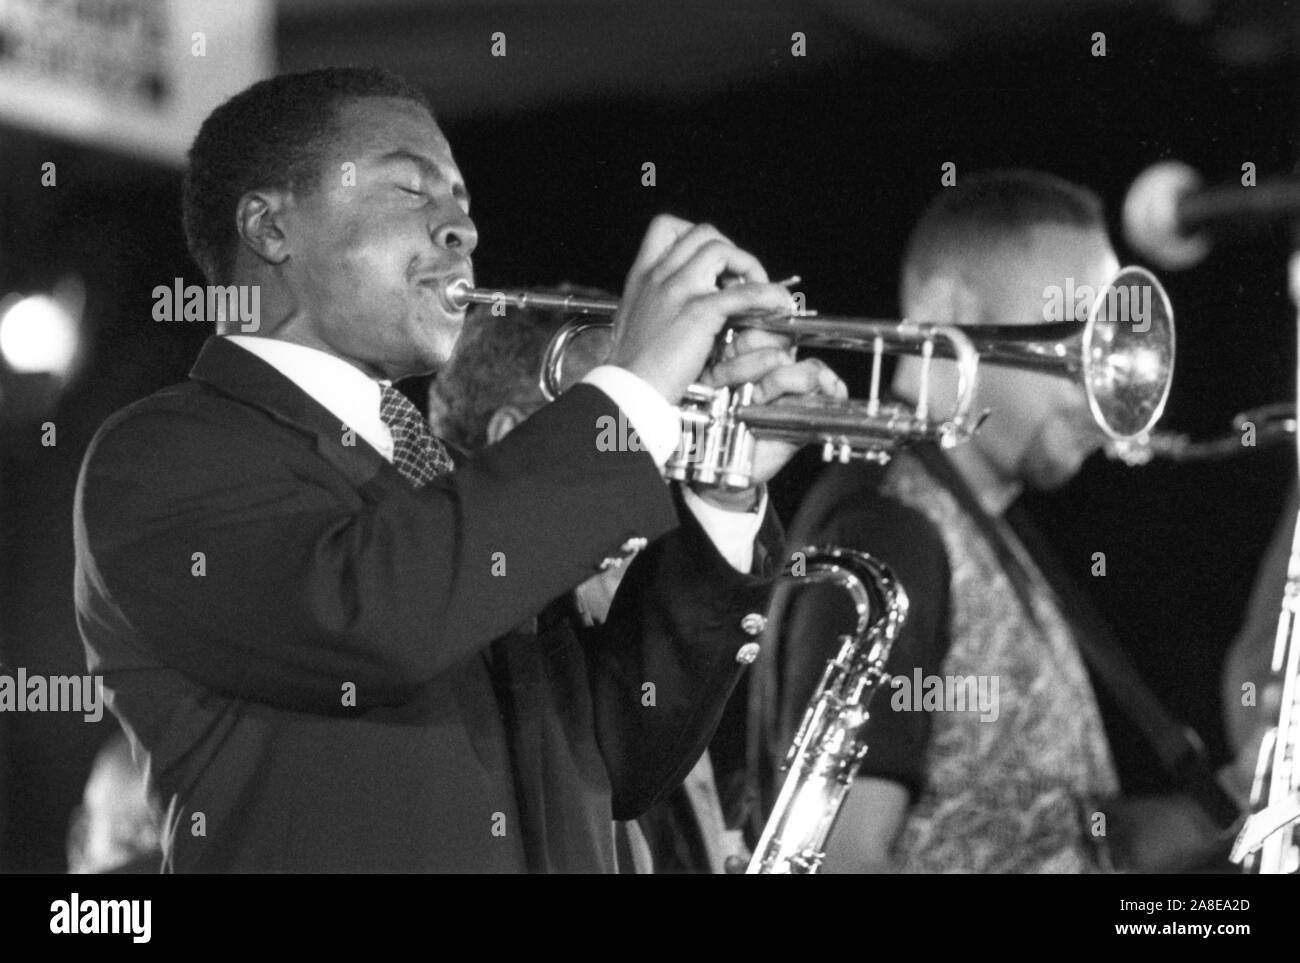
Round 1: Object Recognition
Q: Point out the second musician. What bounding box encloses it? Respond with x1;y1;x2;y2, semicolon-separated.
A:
779;170;1225;873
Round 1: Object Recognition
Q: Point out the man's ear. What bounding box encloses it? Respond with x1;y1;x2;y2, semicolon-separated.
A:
901;272;980;326
486;405;528;445
235;190;292;268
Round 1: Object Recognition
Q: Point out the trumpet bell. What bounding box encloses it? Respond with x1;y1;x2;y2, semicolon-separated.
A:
1083;265;1175;440
958;265;1175;441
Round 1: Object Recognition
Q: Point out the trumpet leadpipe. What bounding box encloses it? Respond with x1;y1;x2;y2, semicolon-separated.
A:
442;280;1097;373
445;278;964;347
442;279;619;316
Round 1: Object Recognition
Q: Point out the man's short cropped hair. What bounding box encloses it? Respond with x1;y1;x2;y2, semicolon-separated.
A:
182;67;432;284
902;169;1105;296
431;287;613;451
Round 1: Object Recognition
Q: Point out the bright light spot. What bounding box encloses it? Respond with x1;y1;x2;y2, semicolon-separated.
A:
1128;346;1163;383
1109;346;1163;384
0;295;81;376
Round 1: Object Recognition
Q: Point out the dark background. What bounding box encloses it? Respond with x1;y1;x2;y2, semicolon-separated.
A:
1;0;1296;871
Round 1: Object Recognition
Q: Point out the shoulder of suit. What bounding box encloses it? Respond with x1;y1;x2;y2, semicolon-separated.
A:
84;376;292;469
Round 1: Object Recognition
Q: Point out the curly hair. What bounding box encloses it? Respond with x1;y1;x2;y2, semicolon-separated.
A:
431;288;614;451
182;67;432;285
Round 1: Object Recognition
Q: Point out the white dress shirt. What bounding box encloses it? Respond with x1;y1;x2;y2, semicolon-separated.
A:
224;336;764;572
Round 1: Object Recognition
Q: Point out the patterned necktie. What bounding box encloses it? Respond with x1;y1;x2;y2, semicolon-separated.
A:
379;384;455;486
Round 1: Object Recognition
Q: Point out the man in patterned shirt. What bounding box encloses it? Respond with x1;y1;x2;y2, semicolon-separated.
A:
775;170;1224;872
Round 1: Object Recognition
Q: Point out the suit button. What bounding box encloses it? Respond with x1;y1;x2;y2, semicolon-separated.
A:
740;613;767;636
724;855;749;874
735;642;761;664
598;536;648;571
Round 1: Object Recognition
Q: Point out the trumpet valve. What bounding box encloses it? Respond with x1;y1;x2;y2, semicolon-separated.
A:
719;384;758;489
915;337;935;422
664;386;713;483
867;335;884;418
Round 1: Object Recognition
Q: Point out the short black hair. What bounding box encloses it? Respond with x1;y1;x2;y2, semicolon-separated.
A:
182;67;432;284
431;287;613;451
902;169;1105;294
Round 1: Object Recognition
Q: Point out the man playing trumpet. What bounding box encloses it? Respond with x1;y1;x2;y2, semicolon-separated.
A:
73;66;842;873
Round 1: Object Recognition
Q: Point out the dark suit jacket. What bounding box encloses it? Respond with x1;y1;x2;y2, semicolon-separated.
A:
72;336;773;872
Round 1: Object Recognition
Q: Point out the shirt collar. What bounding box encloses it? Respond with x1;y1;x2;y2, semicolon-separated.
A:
223;335;394;460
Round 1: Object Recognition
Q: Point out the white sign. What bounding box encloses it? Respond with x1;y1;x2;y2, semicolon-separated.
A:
0;0;272;165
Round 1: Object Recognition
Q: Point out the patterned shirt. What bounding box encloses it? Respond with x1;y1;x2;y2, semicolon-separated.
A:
880;451;1119;873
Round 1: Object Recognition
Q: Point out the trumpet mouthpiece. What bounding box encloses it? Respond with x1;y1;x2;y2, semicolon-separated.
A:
441;278;474;312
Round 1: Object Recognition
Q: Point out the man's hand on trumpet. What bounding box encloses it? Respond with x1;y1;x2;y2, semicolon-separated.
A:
608;214;800;404
608;214;846;512
696;329;847;510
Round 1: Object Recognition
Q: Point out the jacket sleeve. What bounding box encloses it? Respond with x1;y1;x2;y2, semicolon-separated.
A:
583;485;780;819
74;383;678;713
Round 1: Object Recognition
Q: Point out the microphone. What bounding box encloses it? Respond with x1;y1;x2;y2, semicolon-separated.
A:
1122;161;1300;269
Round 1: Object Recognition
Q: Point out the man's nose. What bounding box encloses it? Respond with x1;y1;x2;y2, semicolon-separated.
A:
433;210;478;258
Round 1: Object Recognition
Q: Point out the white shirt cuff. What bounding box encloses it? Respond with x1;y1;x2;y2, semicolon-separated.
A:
682;485;766;574
580;365;682;468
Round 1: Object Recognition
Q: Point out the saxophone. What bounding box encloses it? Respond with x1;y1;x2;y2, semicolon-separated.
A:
1231;510;1300;874
747;546;909;874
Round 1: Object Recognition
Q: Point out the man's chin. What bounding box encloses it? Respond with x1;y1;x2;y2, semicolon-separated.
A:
1022;459;1074;491
1026;439;1102;489
398;327;458;379
376;346;448;382
421;317;462;367
406;353;449;380
1019;415;1106;489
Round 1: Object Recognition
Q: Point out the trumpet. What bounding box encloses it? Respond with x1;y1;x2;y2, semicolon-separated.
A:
442;267;1175;489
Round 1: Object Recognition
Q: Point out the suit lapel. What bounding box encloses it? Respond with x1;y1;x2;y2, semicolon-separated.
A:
188;336;413;499
190;337;539;852
191;335;501;677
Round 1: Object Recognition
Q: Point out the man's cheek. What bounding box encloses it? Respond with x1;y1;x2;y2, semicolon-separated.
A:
1041;420;1093;476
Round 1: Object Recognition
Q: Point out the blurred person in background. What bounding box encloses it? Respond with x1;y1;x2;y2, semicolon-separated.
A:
429;290;769;873
771;170;1231;873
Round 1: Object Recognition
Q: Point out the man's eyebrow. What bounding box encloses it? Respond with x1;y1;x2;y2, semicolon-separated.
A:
376;149;470;203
